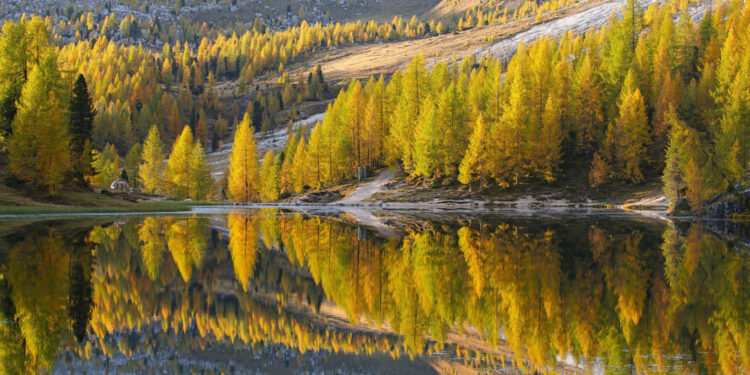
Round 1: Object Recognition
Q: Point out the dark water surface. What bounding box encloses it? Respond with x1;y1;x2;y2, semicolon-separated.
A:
0;209;747;374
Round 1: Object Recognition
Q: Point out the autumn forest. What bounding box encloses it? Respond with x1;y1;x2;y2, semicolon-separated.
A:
0;0;746;211
0;0;748;374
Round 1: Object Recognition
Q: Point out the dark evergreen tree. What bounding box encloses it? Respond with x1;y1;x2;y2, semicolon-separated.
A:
251;98;263;131
69;74;95;154
315;65;324;84
307;72;319;100
315;65;326;92
0;85;20;136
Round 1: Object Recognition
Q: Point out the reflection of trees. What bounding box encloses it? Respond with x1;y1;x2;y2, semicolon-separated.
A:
138;217;167;281
3;229;70;372
274;216;749;374
228;213;259;291
0;215;747;374
662;223;750;374
61;214;397;370
68;245;93;344
608;232;648;335
167;217;209;282
0;275;24;374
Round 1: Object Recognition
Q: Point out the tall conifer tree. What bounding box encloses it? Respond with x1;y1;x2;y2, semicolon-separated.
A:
69;74;96;155
227;114;259;203
140;125;166;194
8;55;70;194
259;150;279;202
165;126;195;198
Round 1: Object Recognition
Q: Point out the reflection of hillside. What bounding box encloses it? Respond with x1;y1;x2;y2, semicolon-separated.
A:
0;213;747;374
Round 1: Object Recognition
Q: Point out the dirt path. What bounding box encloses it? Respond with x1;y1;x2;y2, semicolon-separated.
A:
618;194;670;219
332;170;398;236
335;169;395;206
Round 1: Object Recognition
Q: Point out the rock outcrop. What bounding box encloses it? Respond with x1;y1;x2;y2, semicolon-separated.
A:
668;186;750;218
704;188;750;218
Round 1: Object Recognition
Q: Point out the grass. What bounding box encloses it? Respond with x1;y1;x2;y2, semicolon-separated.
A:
0;200;221;215
0;154;226;215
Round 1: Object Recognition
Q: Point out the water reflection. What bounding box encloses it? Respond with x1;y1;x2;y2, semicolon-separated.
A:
0;211;747;374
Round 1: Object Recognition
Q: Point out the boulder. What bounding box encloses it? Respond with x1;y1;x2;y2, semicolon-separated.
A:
668;198;691;216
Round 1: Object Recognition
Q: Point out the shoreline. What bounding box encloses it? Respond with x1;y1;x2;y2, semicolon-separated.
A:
3;195;744;223
0;198;673;217
0;201;221;218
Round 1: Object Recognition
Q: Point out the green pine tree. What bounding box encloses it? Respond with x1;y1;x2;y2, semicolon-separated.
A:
69;74;96;155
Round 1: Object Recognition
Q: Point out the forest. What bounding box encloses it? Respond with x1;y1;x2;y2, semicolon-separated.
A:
260;0;749;210
0;8;463;199
0;0;747;210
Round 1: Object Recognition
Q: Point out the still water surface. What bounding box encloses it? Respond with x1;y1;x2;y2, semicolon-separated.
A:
0;209;747;374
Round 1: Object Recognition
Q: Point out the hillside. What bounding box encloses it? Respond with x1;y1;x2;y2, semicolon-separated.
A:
290;0;612;82
0;0;442;37
289;0;714;82
424;0;487;19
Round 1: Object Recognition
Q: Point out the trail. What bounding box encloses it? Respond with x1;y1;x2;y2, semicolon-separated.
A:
332;170;398;236
619;194;670;218
335;170;396;206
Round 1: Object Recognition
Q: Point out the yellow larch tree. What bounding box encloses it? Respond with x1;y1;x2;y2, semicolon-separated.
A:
8;55;70;194
604;87;650;183
165;126;195;198
305;124;325;189
458;115;490;187
292;137;307;193
189;141;211;200
227;114;259;203
89;143;122;187
139;125;166;194
259;150;279;202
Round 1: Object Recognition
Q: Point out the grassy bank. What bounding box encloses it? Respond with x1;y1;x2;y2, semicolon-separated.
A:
0;156;225;215
0;201;222;215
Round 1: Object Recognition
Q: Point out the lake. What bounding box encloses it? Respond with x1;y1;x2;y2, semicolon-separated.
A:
0;208;747;374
